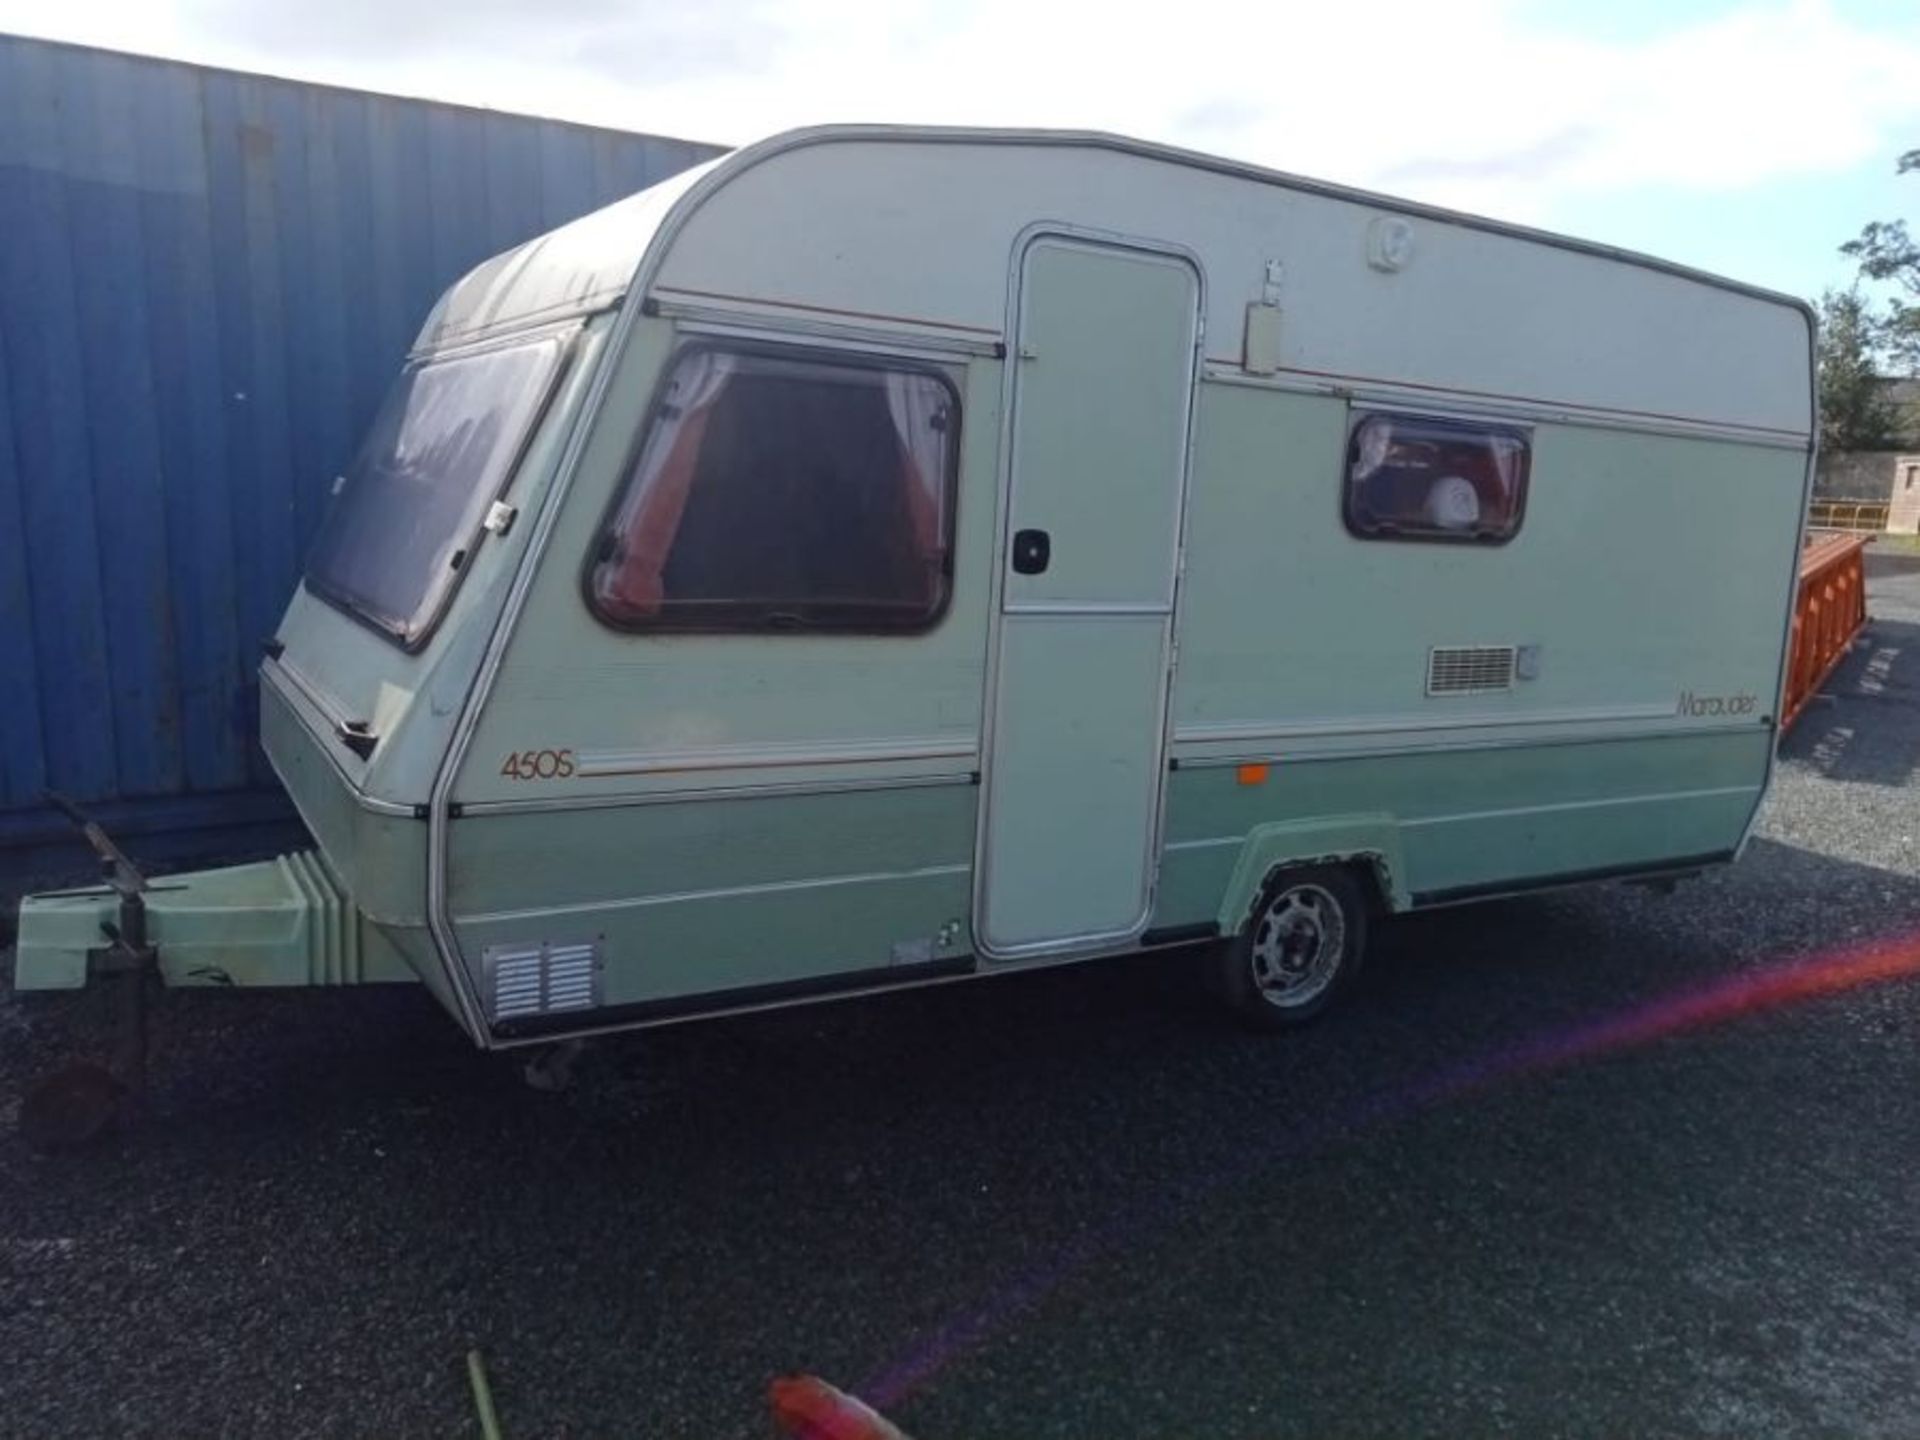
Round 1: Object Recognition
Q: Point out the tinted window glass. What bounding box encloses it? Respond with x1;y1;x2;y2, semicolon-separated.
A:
305;336;566;647
589;348;958;632
1343;412;1531;543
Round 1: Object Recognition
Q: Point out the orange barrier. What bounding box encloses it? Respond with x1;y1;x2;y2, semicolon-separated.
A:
1781;532;1870;733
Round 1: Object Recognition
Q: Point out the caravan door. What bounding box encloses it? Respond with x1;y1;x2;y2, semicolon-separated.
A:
975;234;1202;959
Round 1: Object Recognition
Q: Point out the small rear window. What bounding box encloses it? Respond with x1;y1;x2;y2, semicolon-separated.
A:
1343;411;1530;543
587;346;959;633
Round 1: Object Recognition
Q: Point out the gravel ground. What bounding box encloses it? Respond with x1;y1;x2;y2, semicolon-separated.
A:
2;554;1918;1439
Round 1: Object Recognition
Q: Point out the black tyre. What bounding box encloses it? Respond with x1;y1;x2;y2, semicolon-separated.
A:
1216;865;1369;1030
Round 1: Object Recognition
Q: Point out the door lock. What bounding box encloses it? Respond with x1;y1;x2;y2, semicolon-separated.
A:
1012;529;1051;575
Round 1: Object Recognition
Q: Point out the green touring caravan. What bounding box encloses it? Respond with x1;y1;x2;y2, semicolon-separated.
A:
15;126;1817;1130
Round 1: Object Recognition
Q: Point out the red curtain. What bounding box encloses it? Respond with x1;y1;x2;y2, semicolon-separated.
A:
596;354;736;617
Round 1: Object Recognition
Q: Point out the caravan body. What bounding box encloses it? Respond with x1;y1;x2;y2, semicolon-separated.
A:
17;127;1816;1048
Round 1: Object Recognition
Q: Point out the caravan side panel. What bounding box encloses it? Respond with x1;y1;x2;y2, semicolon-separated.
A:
439;319;1004;1025
1153;381;1801;919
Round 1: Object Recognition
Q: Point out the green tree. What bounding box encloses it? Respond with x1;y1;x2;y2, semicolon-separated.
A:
1840;148;1920;374
1816;287;1899;451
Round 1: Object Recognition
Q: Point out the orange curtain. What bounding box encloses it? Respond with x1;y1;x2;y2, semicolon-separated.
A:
884;374;946;602
597;354;736;617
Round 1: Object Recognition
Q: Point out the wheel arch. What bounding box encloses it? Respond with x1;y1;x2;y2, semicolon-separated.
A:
1214;814;1409;937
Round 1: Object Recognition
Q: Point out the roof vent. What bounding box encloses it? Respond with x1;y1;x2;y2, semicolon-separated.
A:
484;940;601;1023
1427;645;1516;696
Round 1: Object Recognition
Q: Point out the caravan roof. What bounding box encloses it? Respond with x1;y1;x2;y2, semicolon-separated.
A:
415;125;1813;445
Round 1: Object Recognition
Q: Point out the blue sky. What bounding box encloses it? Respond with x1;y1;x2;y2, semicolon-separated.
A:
1523;0;1916;298
1;0;1915;303
1554;162;1912;301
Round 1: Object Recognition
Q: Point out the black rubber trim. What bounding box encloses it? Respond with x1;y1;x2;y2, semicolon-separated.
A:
1410;851;1734;907
491;953;977;1040
1140;921;1220;946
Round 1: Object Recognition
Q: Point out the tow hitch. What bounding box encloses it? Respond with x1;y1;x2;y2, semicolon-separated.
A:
18;794;161;1149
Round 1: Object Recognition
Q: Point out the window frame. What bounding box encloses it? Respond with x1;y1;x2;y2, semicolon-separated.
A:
582;338;965;637
1339;408;1532;547
302;326;578;653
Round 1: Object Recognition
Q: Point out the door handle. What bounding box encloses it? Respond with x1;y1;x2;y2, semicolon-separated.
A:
1012;528;1051;575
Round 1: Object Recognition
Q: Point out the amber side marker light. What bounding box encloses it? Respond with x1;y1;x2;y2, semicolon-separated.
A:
1236;763;1270;787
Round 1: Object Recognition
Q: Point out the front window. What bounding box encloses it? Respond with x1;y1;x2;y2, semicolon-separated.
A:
587;346;959;632
304;334;569;648
1343;411;1531;544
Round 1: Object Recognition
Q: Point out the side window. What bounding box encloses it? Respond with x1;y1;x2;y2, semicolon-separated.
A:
1343;411;1530;544
588;347;959;632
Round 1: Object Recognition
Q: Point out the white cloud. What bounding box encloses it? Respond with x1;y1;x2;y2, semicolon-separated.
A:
4;0;1918;228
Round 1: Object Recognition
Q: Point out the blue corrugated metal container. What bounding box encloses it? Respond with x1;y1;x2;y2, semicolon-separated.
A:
0;34;721;860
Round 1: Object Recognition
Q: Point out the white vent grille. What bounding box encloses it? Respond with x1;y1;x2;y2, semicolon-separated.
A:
1427;645;1517;696
484;940;601;1022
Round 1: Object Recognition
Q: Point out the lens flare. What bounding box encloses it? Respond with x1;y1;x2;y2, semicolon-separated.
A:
861;929;1920;1409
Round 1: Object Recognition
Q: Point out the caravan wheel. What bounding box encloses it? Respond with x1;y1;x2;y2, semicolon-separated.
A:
1216;866;1368;1030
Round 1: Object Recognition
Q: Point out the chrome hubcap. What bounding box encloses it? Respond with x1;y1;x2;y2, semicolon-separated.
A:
1249;884;1345;1007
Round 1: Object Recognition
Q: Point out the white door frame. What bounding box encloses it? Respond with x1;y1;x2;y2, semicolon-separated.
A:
970;222;1208;962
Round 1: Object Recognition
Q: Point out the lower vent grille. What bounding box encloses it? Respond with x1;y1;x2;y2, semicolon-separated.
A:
484;940;602;1023
1427;645;1517;696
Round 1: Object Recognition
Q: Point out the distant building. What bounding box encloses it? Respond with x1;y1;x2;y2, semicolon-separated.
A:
1892;453;1920;534
1816;377;1920;533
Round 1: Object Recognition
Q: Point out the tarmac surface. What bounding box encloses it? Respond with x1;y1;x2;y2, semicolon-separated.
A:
3;551;1918;1439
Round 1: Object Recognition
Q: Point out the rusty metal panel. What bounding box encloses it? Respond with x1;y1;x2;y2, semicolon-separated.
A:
0;33;721;852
